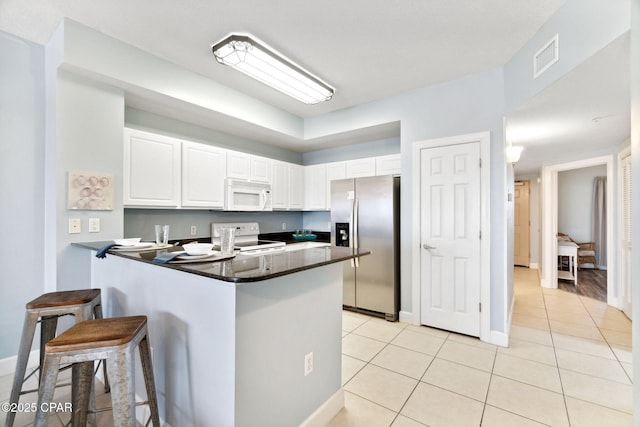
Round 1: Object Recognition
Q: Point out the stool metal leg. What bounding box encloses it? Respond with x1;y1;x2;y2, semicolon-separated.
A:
39;315;58;381
93;303;110;393
139;336;161;426
34;353;61;427
107;347;137;427
5;311;38;427
72;361;96;427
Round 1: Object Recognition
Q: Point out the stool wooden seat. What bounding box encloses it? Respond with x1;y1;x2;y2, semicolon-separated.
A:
34;316;160;427
5;289;107;427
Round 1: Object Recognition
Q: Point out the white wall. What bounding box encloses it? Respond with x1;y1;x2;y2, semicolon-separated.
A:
0;31;46;359
557;164;607;243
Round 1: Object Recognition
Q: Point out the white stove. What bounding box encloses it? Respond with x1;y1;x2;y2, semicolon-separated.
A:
211;222;285;254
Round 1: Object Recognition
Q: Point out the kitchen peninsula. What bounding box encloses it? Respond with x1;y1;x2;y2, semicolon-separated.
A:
74;242;368;427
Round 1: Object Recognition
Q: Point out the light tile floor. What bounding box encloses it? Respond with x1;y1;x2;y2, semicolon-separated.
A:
330;267;633;427
0;366;142;427
0;267;632;426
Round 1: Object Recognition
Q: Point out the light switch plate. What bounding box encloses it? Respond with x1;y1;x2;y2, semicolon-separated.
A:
68;218;81;234
89;218;100;233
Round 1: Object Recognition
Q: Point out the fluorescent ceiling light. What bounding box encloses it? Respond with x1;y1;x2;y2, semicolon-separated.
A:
212;34;334;105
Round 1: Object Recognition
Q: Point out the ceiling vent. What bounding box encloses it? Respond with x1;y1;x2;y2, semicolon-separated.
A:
533;34;559;78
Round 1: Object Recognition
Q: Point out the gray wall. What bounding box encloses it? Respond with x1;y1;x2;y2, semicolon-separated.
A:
558;164;607;244
53;71;125;292
0;32;46;359
303;136;400;165
126;107;303;164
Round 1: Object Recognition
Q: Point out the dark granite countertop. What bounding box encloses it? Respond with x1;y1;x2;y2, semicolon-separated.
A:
73;241;367;284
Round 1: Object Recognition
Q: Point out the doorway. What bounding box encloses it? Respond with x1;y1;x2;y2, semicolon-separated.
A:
514;180;530;267
540;155;616;307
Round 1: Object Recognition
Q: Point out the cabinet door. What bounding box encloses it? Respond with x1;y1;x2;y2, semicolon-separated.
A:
326;161;346;210
271;161;288;210
124;129;181;207
304;164;327;210
250;156;272;183
181;141;226;208
376;154;401;175
288;164;303;210
346;158;376;178
226;151;250;180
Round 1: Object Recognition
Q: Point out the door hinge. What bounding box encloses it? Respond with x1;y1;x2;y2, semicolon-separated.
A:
479;158;482;168
479;230;482;240
479;302;482;312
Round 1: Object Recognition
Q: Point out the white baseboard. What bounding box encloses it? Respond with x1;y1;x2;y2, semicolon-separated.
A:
399;310;419;325
490;330;509;347
299;388;344;427
0;350;39;378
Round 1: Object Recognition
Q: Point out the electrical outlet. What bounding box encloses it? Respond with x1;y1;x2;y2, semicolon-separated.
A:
282;222;286;230
190;225;197;236
88;218;100;233
68;218;81;234
304;352;313;376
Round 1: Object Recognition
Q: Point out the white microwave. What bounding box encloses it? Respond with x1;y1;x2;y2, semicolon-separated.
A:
224;179;273;211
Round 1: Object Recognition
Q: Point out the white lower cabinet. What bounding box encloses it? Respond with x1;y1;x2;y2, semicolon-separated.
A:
124;129;181;207
181;141;226;208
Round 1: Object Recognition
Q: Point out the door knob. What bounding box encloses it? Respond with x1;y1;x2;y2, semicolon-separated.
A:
423;244;436;250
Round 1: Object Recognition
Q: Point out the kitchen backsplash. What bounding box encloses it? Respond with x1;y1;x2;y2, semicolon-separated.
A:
124;209;331;241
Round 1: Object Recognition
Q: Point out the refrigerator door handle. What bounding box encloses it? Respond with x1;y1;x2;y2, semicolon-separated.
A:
354;197;360;267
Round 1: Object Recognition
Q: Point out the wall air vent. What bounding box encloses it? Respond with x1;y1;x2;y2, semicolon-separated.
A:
533;34;559;78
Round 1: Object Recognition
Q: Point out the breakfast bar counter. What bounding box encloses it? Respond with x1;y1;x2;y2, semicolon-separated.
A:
74;242;367;427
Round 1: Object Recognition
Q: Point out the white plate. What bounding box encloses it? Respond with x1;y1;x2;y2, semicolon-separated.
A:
113;242;155;251
176;251;220;260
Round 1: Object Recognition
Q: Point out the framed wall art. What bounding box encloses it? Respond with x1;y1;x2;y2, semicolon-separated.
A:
68;170;114;210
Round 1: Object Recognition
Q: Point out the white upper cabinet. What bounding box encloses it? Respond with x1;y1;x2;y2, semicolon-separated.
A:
226;150;251;180
375;154;401;176
325;161;346;209
272;161;303;210
288;164;303;210
304;164;327;211
250;156;272;183
181;141;226;208
271;161;289;210
124;129;181;207
226;150;272;183
346;158;376;178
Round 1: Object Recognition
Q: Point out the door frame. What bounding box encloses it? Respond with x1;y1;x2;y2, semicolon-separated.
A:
617;146;631;317
411;131;491;343
540;155;615;305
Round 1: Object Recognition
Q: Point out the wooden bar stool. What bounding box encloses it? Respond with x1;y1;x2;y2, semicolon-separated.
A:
34;316;160;427
5;289;108;427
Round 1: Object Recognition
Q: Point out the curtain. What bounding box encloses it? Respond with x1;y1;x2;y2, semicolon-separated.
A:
592;176;606;267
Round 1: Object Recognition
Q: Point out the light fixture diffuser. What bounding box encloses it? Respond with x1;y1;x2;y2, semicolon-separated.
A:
212;34;334;105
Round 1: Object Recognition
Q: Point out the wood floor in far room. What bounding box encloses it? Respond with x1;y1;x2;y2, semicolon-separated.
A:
558;269;607;302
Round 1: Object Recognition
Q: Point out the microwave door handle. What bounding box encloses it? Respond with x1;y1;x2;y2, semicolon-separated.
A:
261;190;267;210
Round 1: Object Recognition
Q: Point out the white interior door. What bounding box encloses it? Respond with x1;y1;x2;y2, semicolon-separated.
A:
514;180;531;267
420;142;481;337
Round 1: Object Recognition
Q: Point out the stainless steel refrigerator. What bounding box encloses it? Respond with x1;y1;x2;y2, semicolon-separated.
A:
331;175;400;321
